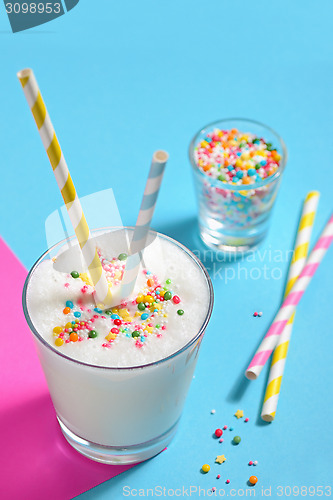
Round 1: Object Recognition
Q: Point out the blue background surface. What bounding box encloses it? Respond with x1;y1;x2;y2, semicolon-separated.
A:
1;1;332;498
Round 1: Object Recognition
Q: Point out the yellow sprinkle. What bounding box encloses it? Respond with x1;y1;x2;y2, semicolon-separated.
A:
79;273;93;286
235;159;243;168
65;322;72;329
144;295;154;304
53;326;63;334
118;309;129;318
112;307;119;314
145;327;153;333
55;337;64;347
241;152;250;160
105;332;117;341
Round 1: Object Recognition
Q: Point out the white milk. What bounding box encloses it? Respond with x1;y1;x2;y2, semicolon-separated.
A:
24;229;213;463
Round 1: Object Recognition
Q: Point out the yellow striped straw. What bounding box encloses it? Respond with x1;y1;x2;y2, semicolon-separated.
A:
17;68;112;307
261;191;320;422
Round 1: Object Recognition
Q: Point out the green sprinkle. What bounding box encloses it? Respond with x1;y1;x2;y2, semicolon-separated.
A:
255;164;261;170
177;309;184;316
164;291;172;301
166;279;172;285
218;174;226;182
105;310;113;315
132;330;140;338
233;435;241;445
118;253;128;261
156;324;160;329
71;271;80;279
88;330;98;338
138;302;146;311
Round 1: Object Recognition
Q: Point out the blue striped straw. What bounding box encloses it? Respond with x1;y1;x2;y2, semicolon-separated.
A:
120;150;169;300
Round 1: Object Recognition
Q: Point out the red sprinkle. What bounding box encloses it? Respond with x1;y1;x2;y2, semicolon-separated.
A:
253;312;258;317
245;418;249;422
249;461;253;466
223;425;228;430
172;295;181;304
215;428;223;438
113;319;122;326
226;479;230;484
217;474;221;479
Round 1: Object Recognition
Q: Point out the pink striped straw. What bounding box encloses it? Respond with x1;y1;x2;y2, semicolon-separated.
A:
245;213;333;380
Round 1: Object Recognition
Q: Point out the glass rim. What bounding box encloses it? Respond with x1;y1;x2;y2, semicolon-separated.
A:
188;117;288;191
22;226;214;372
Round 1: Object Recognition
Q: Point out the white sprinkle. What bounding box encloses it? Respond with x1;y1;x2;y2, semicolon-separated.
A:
211;409;216;414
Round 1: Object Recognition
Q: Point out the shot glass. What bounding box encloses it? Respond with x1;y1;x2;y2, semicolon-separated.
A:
189;118;287;253
23;228;213;465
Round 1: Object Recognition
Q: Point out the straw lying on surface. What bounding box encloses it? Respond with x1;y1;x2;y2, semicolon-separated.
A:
120;151;168;301
246;212;333;380
17;68;112;307
261;191;320;421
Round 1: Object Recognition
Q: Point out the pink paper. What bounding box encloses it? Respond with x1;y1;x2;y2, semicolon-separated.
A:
0;237;134;500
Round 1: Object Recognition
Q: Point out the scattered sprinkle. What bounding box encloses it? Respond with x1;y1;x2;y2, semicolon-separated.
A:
245;417;249;422
234;409;244;419
219;438;224;443
217;474;220;479
258;312;263;317
249;461;253;466
249;476;258;485
202;464;210;473
223;425;228;430
215;428;223;438
211;409;216;414
253;311;258;317
233;436;241;445
212;487;216;492
253;461;258;466
215;455;226;464
226;479;230;484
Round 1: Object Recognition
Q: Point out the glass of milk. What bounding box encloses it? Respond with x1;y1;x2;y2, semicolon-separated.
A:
23;228;214;464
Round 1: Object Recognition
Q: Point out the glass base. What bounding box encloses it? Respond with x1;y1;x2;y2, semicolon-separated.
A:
58;417;180;465
199;220;267;254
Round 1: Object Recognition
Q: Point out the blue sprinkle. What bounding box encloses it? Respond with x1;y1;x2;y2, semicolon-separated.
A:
229;427;234;431
140;336;145;342
74;311;81;318
155;290;160;295
236;151;242;156
94;307;102;314
154;309;158;313
126;333;131;338
111;314;120;319
248;169;256;176
228;165;234;171
71;321;76;325
206;137;212;142
260;160;267;166
141;313;149;320
146;271;151;275
66;300;74;309
236;171;244;179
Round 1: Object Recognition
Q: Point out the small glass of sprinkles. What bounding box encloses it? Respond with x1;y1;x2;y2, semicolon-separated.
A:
189;118;287;253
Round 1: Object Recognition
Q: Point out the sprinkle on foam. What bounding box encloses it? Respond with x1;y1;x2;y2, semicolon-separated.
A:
52;251;184;350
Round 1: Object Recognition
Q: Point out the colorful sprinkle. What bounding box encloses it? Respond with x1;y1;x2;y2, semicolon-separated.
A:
233;436;241;444
201;464;210;473
177;309;184;316
249;476;258;485
71;271;79;278
215;428;223;438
